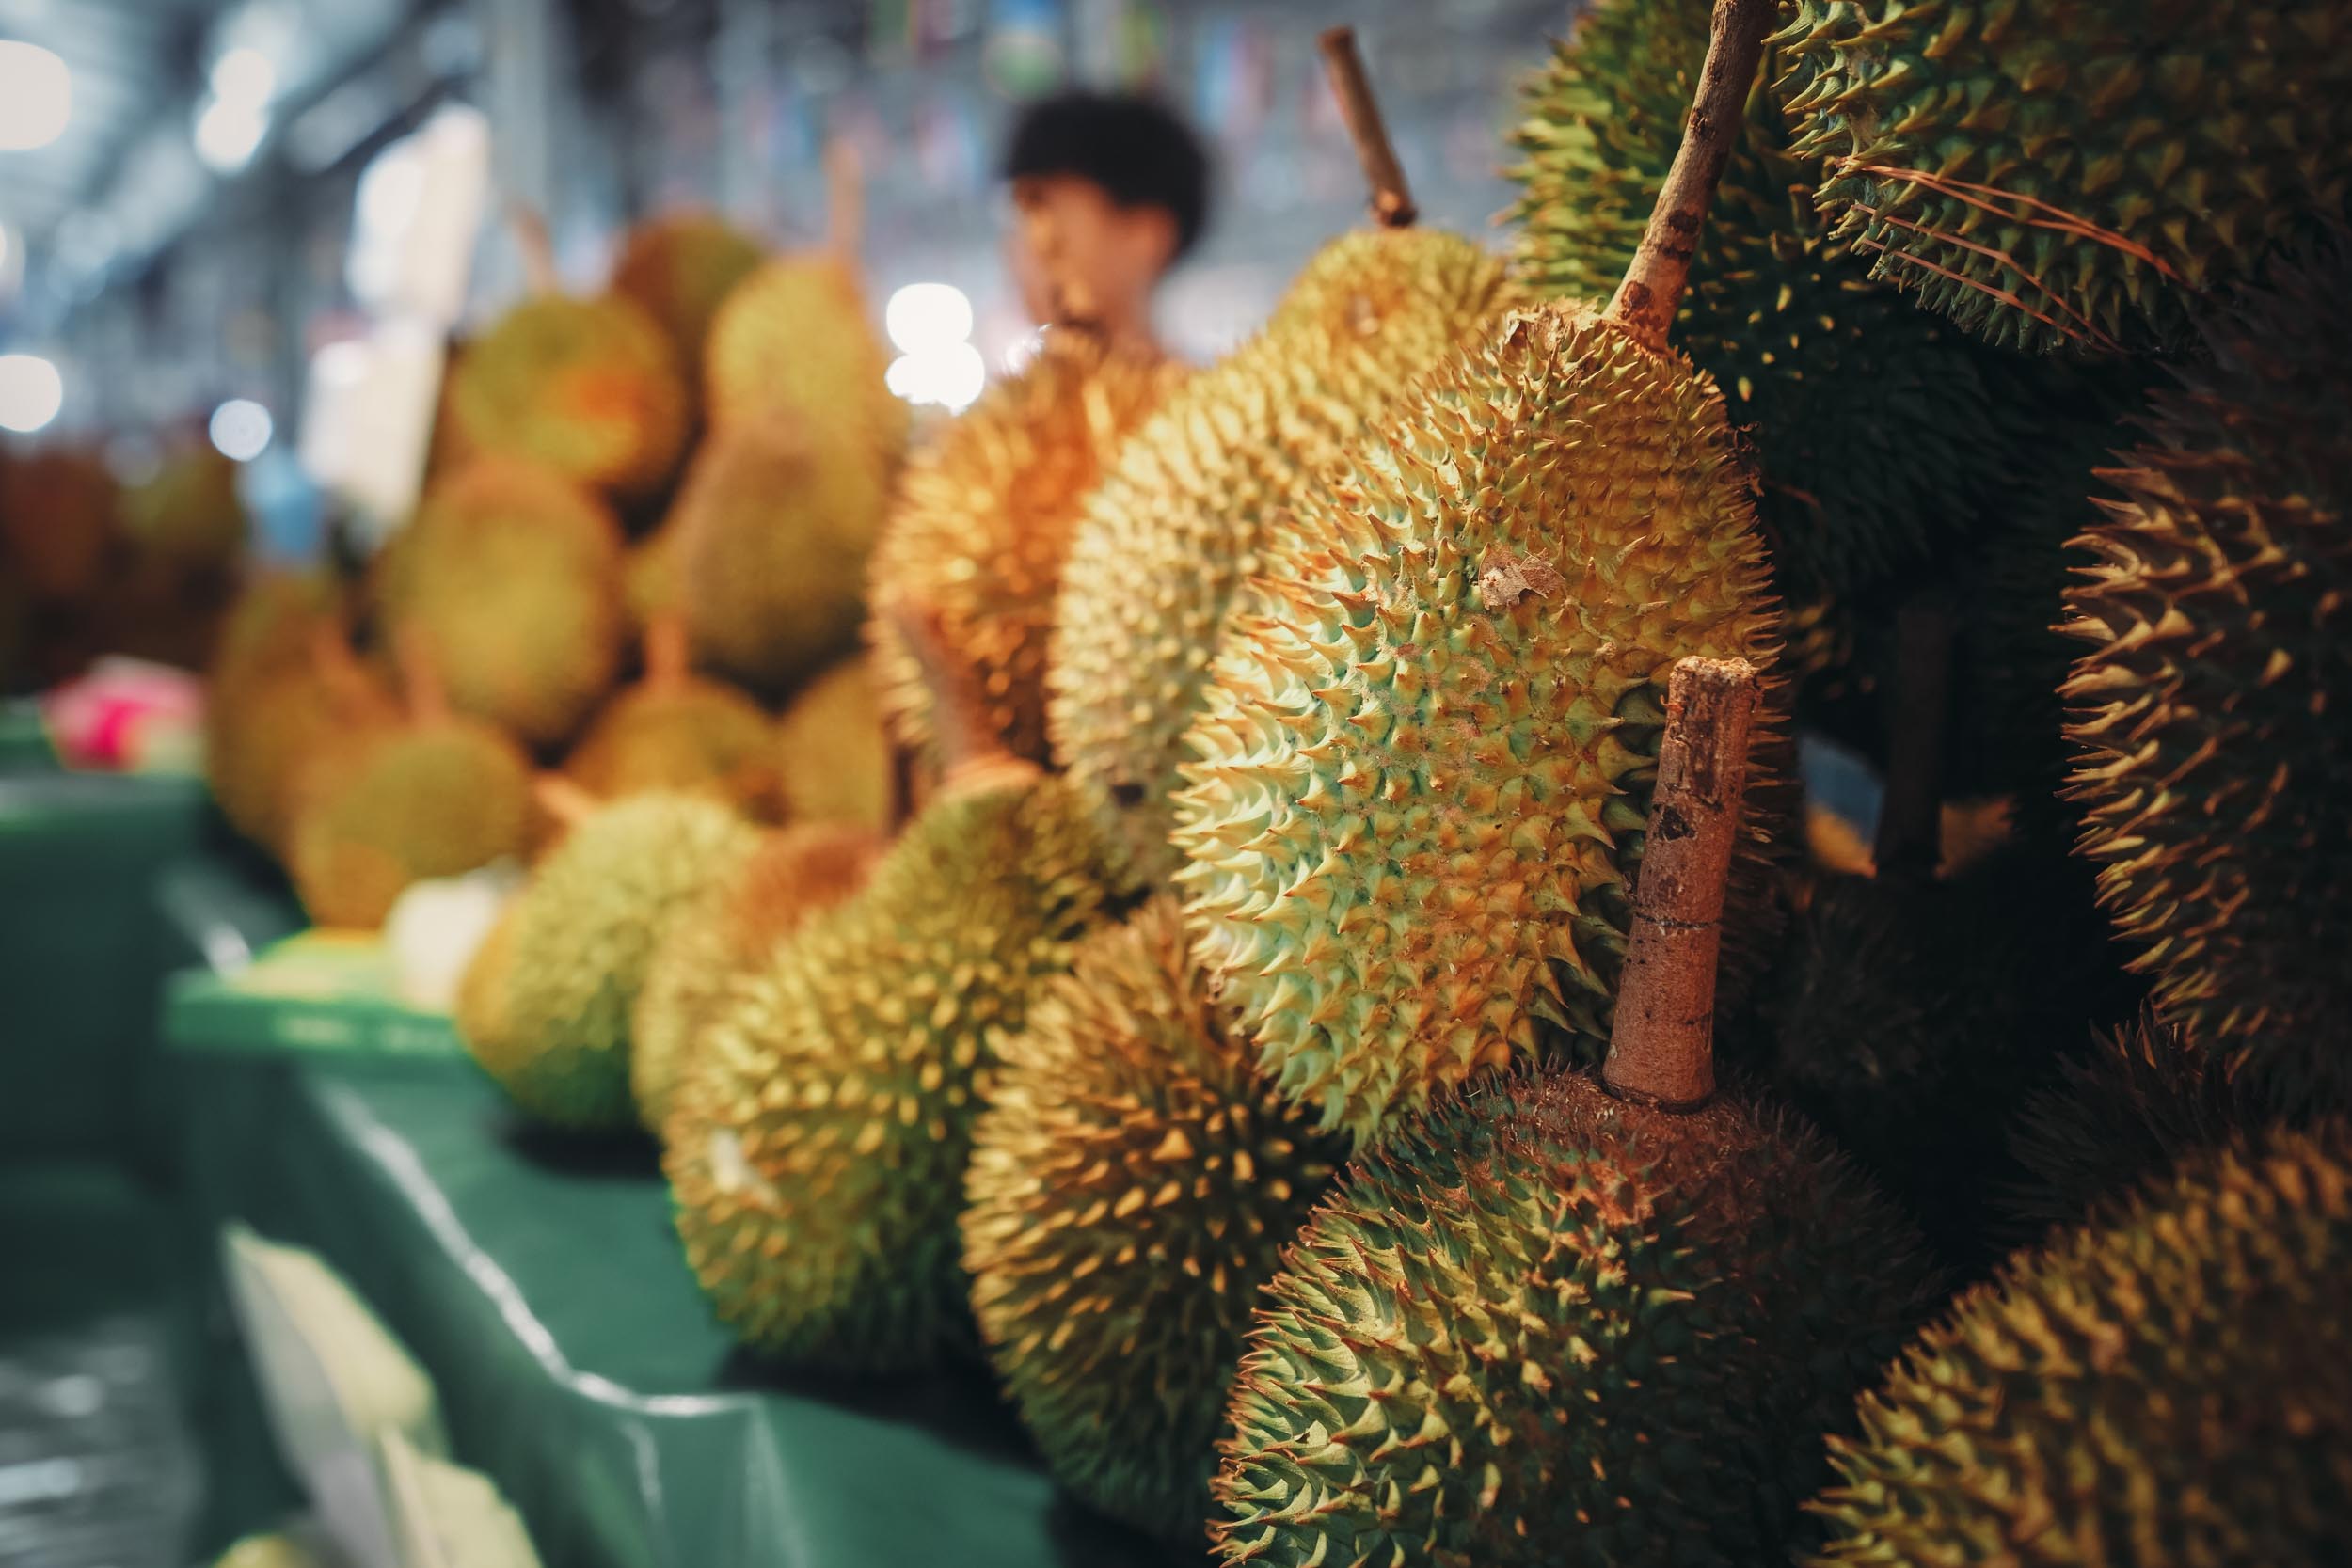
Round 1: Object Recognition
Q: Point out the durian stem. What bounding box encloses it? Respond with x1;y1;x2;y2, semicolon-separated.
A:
1874;594;1953;878
505;201;559;295
392;625;452;728
886;594;1017;784
644;612;691;693
1317;27;1418;229
309;620;379;721
1603;0;1774;348
533;773;600;831
885;735;924;835
824;137;865;267
1603;657;1759;1111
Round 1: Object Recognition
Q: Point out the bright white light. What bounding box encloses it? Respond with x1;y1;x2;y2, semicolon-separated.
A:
885;282;975;356
0;353;63;434
195;94;268;174
0;40;71;151
210;46;276;106
209;398;273;462
886;342;987;413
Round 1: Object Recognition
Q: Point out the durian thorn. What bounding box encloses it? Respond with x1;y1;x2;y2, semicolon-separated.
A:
823;135;865;270
503;200;559;295
1603;0;1776;348
644;611;691;692
1601;656;1757;1113
391;624;453;727
1317;27;1418;229
533;773;601;831
1873;593;1953;879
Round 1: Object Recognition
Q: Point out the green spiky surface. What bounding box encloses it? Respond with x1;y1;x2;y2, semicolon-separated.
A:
1049;230;1520;885
471;793;758;1130
1215;1069;1938;1568
380;459;627;749
610;213;765;388
870;330;1182;763
1172;302;1780;1142
774;655;893;832
1807;1126;2352;1567
665;770;1126;1370
450;293;688;496
1777;1;2352;355
703;255;908;481
565;672;779;818
1510;0;2040;599
962;895;1343;1542
632;822;882;1133
2060;239;2352;1090
288;717;535;930
674;422;882;699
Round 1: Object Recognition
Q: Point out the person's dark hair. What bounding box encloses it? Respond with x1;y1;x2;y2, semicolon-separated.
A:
1003;89;1211;259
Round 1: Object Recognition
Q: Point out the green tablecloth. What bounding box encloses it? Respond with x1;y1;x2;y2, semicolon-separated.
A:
175;1046;1167;1568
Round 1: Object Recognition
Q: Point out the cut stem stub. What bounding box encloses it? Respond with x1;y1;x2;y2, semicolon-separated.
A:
1602;656;1760;1111
1318;27;1418;229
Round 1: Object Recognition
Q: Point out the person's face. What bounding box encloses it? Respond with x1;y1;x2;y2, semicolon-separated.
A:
1006;174;1177;335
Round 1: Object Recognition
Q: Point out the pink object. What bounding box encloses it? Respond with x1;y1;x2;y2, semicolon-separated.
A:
41;657;206;771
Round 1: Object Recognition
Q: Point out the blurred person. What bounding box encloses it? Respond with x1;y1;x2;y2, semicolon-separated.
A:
1002;89;1210;356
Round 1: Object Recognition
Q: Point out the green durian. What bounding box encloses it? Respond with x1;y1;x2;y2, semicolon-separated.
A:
1172;301;1781;1141
2060;234;2352;1090
609;212;765;391
564;622;777;817
1806;1124;2352;1567
665;767;1126;1370
1048;229;1521;884
961;895;1343;1542
773;653;893;832
1777;1;2352;354
869;328;1182;763
467;792;758;1129
1215;1068;1939;1568
450;293;689;496
378;458;627;749
703;253;907;483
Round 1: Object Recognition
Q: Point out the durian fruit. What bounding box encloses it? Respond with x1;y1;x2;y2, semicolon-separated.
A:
869;328;1181;762
377;458;627;749
609;212;765;390
1049;231;1521;882
665;757;1127;1370
564;618;777;817
448;293;688;497
453;898;525;1072
1805;1124;2352;1567
961;895;1344;1541
467;790;759;1130
673;420;882;699
1776;2;2352;355
2060;234;2352;1090
703;253;907;482
773;653;894;832
211;1534;331;1568
1509;0;2044;602
631;820;882;1132
0;445;118;603
120;442;245;574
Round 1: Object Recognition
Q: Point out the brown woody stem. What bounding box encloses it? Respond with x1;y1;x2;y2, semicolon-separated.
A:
1317;27;1418;229
1602;657;1760;1111
392;626;451;727
886;594;1022;793
505;201;559;295
1874;594;1953;878
1604;0;1774;347
533;773;600;830
644;612;691;692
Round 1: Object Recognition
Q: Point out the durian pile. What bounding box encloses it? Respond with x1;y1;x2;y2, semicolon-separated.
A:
230;0;2352;1557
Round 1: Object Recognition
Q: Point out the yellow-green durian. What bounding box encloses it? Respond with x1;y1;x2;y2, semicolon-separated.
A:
962;895;1343;1542
1048;230;1521;883
450;293;689;496
564;627;778;818
665;767;1126;1370
703;253;907;480
609;212;766;390
773;653;894;832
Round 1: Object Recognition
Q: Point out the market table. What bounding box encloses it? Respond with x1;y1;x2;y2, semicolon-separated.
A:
166;939;1169;1568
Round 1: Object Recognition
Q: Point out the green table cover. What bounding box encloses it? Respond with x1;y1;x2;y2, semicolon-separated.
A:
0;703;56;772
174;1044;1168;1568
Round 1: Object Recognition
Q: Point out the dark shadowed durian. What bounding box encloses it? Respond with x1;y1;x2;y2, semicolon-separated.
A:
450;293;688;496
2060;234;2352;1092
773;653;893;832
609;212;765;392
962;895;1344;1542
1215;1068;1939;1568
1777;1;2352;354
1805;1124;2352;1567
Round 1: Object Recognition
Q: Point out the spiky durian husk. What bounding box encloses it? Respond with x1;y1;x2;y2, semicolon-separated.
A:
451;293;688;496
121;444;245;573
631;821;882;1132
703;255;908;480
378;459;627;749
453;900;525;1072
773;654;893;831
1172;303;1781;1142
1216;1069;1938;1568
1048;230;1521;885
1510;0;2041;600
665;770;1127;1370
564;673;778;818
609;213;765;390
2060;238;2352;1092
1777;2;2352;355
287;717;536;930
0;446;118;603
869;330;1181;763
673;422;882;699
962;895;1343;1542
469;793;759;1129
1806;1125;2352;1567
